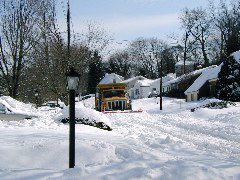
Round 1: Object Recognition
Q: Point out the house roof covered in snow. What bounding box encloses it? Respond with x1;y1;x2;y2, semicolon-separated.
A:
231;50;240;64
185;64;223;94
164;65;217;87
135;79;154;87
99;73;124;85
150;73;176;86
122;76;147;84
175;60;195;66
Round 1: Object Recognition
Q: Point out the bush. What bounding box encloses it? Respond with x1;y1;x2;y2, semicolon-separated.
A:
61;118;112;131
205;101;236;109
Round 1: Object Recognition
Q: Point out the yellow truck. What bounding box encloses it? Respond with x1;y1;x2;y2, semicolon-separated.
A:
95;83;132;112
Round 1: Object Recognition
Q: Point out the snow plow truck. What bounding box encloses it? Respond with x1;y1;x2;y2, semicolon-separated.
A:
95;83;132;112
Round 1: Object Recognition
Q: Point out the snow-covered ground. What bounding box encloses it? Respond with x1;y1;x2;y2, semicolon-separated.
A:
0;97;239;179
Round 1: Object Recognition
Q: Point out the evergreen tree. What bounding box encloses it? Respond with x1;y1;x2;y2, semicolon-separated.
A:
225;29;240;56
87;51;104;94
216;52;240;101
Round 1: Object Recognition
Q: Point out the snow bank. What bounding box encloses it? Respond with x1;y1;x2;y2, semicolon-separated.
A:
55;102;112;130
0;96;38;116
0;97;239;179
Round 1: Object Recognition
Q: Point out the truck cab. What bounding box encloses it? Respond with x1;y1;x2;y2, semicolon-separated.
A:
95;83;132;112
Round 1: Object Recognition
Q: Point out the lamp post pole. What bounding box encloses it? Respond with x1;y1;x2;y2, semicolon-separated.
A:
66;67;80;169
160;56;163;110
69;89;75;168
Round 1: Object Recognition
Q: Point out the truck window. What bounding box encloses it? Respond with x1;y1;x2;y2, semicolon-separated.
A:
103;90;125;98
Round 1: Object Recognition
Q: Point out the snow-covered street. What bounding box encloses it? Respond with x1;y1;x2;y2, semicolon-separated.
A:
0;97;240;179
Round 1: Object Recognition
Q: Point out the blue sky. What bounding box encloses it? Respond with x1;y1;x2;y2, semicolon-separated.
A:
57;0;218;44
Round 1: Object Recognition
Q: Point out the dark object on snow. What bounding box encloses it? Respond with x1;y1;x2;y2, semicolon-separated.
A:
148;91;158;98
190;100;236;112
42;102;63;109
61;118;112;131
205;101;236;109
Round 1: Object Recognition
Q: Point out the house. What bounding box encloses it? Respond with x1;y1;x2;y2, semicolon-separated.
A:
122;76;147;90
149;73;176;94
129;79;154;99
184;65;222;102
175;60;195;77
163;65;217;98
99;73;124;85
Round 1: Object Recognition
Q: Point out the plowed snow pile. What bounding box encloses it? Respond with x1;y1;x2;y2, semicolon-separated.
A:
0;97;239;179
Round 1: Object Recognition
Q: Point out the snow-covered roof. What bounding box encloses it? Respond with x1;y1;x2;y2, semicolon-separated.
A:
175;60;195;66
150;73;176;86
135;79;154;87
99;73;124;85
122;76;147;84
185;64;223;94
164;65;217;87
231;50;240;64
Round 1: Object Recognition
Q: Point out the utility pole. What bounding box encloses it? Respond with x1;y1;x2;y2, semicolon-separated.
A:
67;0;70;64
183;31;189;75
156;51;163;110
160;57;163;110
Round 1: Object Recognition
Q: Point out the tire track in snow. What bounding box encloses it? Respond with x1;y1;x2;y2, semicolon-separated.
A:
107;112;240;161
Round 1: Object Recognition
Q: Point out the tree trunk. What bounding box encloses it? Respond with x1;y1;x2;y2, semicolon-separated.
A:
183;32;188;74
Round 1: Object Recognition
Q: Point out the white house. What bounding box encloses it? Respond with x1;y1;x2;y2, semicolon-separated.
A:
99;73;124;85
184;65;222;102
129;79;154;99
149;73;176;94
122;76;147;90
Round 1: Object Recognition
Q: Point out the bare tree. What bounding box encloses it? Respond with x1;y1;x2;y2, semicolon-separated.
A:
211;0;240;59
0;0;56;98
76;21;113;55
181;8;212;67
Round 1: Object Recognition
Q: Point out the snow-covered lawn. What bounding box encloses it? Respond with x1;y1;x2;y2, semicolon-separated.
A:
0;97;239;179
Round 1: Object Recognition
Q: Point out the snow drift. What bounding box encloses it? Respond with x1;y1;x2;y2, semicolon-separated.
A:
55;102;112;131
0;96;38;116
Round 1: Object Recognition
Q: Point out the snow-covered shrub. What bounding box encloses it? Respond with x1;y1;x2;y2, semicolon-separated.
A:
56;102;112;131
205;101;236;109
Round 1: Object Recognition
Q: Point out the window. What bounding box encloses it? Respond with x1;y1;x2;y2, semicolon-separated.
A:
135;89;139;95
103;90;125;98
191;94;195;101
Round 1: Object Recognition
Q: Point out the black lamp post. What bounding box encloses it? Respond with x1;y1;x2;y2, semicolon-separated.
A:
66;67;80;168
